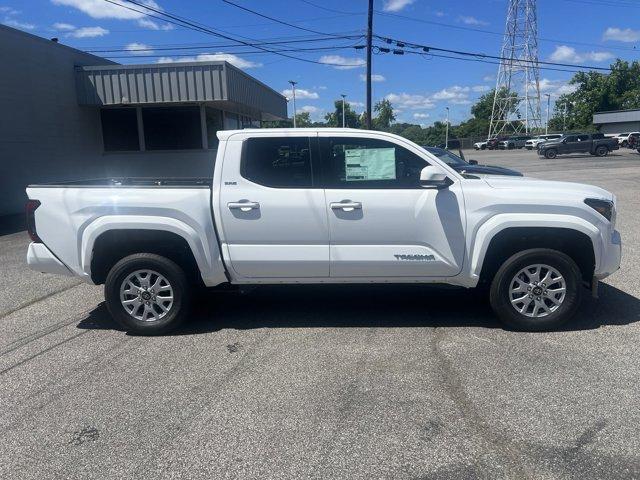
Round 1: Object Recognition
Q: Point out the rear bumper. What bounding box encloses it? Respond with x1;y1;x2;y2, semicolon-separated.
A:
27;242;74;277
595;229;622;280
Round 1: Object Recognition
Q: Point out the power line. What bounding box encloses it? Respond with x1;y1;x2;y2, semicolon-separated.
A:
85;35;363;53
373;34;613;71
102;0;366;67
221;0;351;37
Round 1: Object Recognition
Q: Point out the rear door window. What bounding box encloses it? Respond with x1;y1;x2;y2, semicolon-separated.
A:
241;137;314;188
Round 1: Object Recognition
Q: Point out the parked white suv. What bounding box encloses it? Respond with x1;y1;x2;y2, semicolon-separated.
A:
474;139;488;150
26;128;621;334
613;132;640;148
525;134;564;150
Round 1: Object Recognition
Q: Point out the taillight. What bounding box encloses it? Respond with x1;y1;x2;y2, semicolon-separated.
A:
25;199;41;243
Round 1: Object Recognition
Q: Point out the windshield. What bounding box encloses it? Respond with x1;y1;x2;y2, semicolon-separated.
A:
424;147;467;167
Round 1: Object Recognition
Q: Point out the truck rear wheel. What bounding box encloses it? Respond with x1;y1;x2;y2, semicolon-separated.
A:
105;253;190;335
489;249;582;331
544;149;557;159
595;145;608;157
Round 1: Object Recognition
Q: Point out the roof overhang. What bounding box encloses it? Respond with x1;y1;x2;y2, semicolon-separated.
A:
593;109;640;125
75;61;287;121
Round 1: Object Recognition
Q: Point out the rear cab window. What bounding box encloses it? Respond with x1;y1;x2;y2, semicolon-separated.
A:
240;137;315;188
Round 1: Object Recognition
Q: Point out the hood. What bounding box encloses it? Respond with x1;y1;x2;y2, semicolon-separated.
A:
453;164;522;176
482;176;614;201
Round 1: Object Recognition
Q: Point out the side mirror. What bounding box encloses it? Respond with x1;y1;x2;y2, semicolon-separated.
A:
562;138;568;143
420;166;451;189
468;159;478;165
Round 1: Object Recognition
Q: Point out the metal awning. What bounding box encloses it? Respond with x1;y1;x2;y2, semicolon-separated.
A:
593;109;640;125
75;61;287;120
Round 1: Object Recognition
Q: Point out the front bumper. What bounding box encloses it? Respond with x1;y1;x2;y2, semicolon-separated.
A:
27;242;74;277
595;229;622;280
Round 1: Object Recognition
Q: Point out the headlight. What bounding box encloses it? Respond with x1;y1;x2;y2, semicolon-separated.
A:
584;198;614;221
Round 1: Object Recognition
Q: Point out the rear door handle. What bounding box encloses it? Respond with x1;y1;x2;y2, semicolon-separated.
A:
330;201;362;212
228;201;260;212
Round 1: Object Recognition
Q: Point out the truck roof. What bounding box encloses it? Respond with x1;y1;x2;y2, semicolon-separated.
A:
217;128;394;141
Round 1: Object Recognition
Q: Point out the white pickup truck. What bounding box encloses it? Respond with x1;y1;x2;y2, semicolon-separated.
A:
26;128;621;334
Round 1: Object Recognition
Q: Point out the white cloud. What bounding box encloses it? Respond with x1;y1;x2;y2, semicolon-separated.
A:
0;6;20;15
413;113;429;119
482;75;494;82
300;105;319;113
281;88;319;100
53;22;75;30
318;55;365;70
383;0;415;12
602;27;640;43
549;45;613;64
137;18;173;30
472;85;490;93
535;78;578;97
3;18;35;30
434;11;445;17
67;26;108;37
385;93;436;110
51;0;161;19
125;42;152;54
157;52;261;69
458;16;488;26
432;85;470;103
360;73;386;82
348;101;365;108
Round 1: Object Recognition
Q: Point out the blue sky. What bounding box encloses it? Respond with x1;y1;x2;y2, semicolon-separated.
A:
2;0;639;125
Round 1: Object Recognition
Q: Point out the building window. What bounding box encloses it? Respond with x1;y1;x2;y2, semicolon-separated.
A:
241;137;313;188
101;108;140;152
142;106;202;150
205;107;223;149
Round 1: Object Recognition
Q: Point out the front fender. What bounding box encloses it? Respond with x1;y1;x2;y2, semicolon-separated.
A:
467;213;601;283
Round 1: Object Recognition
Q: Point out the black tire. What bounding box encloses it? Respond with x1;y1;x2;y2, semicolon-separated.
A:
481;144;486;150
489;249;583;331
105;253;190;335
544;148;557;159
595;145;608;157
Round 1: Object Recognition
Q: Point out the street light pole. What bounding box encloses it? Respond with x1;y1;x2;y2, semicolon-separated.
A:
288;80;298;128
545;93;551;135
563;101;567;132
341;94;347;128
365;0;373;129
445;107;450;149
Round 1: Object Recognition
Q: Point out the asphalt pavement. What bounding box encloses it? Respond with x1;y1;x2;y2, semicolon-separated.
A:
1;148;639;479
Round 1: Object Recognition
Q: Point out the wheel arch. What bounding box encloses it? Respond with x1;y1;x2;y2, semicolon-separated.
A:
470;216;599;287
81;216;227;286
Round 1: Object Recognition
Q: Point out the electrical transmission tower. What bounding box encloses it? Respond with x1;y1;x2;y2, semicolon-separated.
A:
488;0;542;138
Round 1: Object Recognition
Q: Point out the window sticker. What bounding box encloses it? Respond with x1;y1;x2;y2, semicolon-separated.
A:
344;147;396;181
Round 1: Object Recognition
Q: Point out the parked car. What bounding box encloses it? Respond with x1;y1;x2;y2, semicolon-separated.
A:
474;140;488;150
537;133;619;159
423;146;522;176
613;132;640;148
26;128;621;334
499;135;533;149
525;134;563;150
486;137;507;149
626;132;639;149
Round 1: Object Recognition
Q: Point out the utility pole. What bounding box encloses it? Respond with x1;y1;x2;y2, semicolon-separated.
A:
445;107;450;149
563;101;567;132
288;80;297;128
545;93;551;135
365;0;373;130
341;94;347;128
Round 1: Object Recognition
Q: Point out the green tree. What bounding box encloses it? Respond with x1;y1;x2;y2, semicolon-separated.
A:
548;59;640;131
325;99;361;128
294;111;312;127
373;99;396;130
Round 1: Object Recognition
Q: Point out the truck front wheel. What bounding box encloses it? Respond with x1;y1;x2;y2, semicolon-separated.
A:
489;249;582;331
105;253;190;335
544;149;557;159
595;145;608;157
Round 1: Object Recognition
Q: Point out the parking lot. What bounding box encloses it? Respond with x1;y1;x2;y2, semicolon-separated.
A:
1;148;639;479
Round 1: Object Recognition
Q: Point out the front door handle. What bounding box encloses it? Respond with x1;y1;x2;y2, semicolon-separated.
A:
228;201;260;212
330;201;362;212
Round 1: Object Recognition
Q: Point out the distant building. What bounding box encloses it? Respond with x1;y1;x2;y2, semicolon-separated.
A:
0;25;287;217
593;109;640;135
